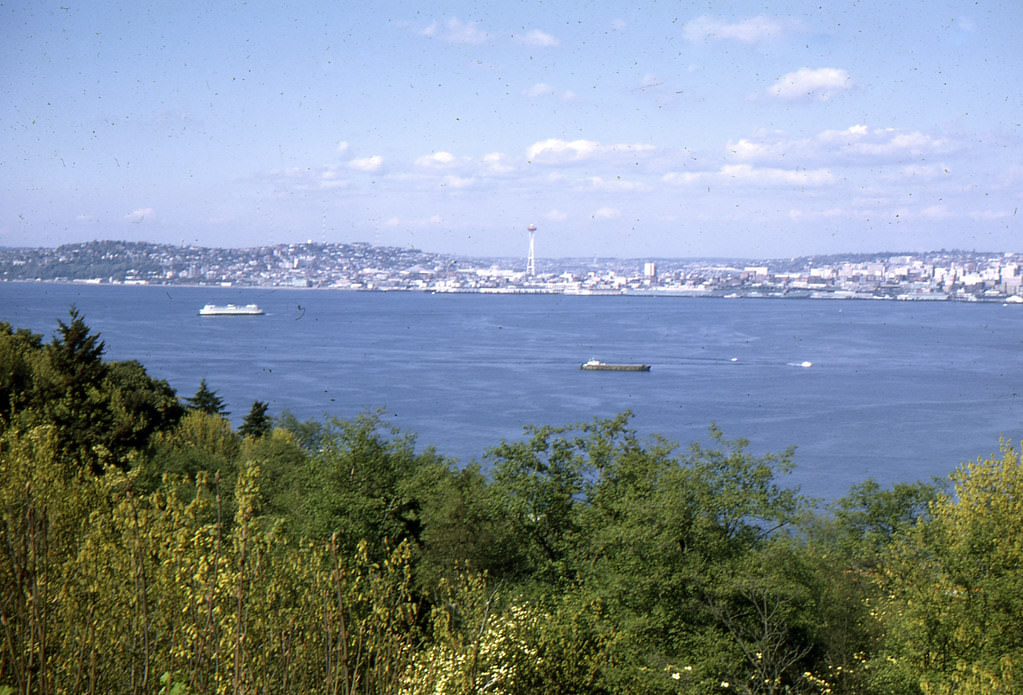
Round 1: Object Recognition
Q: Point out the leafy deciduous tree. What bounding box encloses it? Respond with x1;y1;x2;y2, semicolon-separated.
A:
878;443;1023;694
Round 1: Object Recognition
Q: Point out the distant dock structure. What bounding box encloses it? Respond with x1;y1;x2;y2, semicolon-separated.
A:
526;223;537;277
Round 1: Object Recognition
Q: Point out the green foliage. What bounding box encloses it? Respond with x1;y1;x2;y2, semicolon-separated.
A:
184;378;229;416
104;359;185;455
282;413;439;553
0;311;183;473
829;478;943;570
487;419;593;584
0;425;104;693
158;672;193;695
275;408;333;450
237;427;308;518
412;461;522;591
137;410;242;505
403;573;617;695
876;443;1023;694
0;322;43;425
482;414;831;692
0;427;423;695
35;308;112;471
487;416;803;588
238;399;271;439
47;306;106;389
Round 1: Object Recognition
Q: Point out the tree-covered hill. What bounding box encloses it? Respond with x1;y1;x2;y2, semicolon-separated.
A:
0;239;450;286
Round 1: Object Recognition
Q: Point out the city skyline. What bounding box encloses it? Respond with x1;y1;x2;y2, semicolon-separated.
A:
2;1;1021;259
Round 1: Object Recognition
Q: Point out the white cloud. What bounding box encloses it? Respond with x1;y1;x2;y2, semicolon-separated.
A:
728;138;779;160
895;163;950;181
592;207;621;219
922;205;951;219
768;67;852;101
607;142;656;154
662;171;705;185
683;15;787;43
527;138;601;162
526;138;655;164
585;176;646;192
728;125;953;166
523;82;555;98
788;207;843;222
124;208;154;223
483;152;514;174
545;208;568;221
348;155;383;172
663;164;832;187
720;164;834;186
640;73;661;89
269;167;306;179
817;124;869;141
441;175;474;188
420;18;489;44
850;131;949;158
336;140;350;155
519;29;559;47
319;167;348;189
415;151;459;168
971;210;1012;220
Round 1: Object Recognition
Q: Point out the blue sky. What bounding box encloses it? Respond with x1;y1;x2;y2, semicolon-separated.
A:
2;0;1021;258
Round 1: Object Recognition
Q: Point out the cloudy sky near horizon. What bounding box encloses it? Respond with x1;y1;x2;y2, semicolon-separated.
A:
2;0;1021;259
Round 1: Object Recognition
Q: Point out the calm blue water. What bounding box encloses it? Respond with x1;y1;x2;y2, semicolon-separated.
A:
4;282;1023;500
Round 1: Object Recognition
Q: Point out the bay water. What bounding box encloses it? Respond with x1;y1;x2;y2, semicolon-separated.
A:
4;282;1023;501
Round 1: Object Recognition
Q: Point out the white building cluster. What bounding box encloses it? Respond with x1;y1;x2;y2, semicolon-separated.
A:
3;242;1022;302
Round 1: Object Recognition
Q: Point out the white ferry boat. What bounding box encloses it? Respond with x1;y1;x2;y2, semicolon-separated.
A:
198;303;264;316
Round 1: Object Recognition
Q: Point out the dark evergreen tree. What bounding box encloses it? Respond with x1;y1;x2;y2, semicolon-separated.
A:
48;306;107;394
239;400;271;438
185;378;229;416
40;307;112;471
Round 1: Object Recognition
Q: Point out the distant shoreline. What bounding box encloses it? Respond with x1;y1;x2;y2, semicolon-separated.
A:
5;278;1023;305
4;241;1021;302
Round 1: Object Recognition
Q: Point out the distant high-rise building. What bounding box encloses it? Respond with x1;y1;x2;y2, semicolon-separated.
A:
643;262;657;285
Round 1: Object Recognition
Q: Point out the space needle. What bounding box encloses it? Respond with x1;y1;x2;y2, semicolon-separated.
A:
526;223;537;277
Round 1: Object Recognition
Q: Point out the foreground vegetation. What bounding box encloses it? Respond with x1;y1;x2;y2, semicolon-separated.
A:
2;311;1022;694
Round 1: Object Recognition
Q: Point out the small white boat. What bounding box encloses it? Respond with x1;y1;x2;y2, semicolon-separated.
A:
198;303;264;316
